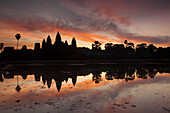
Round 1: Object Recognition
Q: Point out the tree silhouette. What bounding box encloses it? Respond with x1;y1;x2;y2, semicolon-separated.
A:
15;34;21;50
136;43;147;49
105;43;113;51
124;40;128;48
127;43;134;49
126;42;135;56
136;43;148;57
124;40;127;45
92;41;102;51
113;44;125;51
148;44;157;53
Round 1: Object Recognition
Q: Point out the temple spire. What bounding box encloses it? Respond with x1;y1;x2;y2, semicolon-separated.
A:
65;40;68;46
55;32;61;45
47;35;52;46
71;37;77;48
42;39;46;51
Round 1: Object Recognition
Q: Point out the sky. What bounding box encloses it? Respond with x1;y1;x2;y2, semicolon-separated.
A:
0;0;170;49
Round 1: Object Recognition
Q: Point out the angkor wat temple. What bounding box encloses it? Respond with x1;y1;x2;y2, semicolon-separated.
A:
0;32;170;60
1;32;90;60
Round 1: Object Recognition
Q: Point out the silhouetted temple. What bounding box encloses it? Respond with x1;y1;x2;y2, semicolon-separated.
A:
1;32;90;60
0;32;170;61
41;32;79;57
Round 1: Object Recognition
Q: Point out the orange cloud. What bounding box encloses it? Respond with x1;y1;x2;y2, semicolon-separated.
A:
0;15;169;49
0;20;121;49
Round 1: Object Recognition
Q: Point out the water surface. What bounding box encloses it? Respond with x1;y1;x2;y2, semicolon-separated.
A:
0;63;170;113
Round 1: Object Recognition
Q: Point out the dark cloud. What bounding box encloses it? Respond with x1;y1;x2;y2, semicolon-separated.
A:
121;33;170;44
0;0;170;46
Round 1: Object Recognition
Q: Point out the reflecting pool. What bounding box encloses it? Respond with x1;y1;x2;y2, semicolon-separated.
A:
0;63;170;113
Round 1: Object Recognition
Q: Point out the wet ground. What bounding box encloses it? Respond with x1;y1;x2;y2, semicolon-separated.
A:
0;63;170;113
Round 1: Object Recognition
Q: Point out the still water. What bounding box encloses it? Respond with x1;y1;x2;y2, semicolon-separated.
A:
0;63;170;113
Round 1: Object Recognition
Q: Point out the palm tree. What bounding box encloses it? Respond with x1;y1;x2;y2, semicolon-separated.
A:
124;40;128;48
15;34;21;50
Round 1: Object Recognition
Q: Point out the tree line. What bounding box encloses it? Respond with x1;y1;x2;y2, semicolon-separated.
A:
0;33;170;60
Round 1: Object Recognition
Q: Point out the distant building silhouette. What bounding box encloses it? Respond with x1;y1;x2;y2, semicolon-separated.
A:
34;43;40;51
4;47;14;51
1;32;170;60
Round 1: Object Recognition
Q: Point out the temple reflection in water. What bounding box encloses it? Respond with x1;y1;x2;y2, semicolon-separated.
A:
0;63;170;92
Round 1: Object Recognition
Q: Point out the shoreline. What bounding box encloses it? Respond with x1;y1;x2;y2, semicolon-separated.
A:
2;58;170;64
0;58;169;69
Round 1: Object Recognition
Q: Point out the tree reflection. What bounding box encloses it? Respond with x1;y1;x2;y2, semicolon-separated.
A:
15;75;21;92
105;71;114;80
92;72;102;83
136;67;148;79
1;64;170;92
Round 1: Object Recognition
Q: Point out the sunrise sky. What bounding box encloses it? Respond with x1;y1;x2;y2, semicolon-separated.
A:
0;0;170;49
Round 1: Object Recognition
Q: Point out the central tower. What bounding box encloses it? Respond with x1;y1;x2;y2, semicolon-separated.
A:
54;32;61;45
